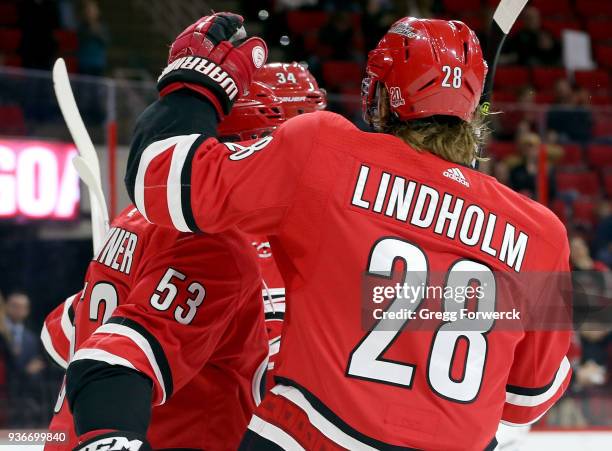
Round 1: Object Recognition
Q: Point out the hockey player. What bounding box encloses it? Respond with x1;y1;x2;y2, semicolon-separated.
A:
218;62;327;390
125;13;573;450
41;204;268;451
41;64;323;451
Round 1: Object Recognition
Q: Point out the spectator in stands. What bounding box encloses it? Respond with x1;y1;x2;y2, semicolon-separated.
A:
17;0;60;70
77;0;109;76
570;235;611;393
554;78;574;104
0;293;11;427
4;291;45;427
492;159;510;186
496;86;538;139
74;0;109;125
503;6;561;66
508;131;556;199
547;79;593;143
480;157;510;187
571;235;610;273
535;29;561;66
594;202;612;268
576;328;610;390
57;0;78;30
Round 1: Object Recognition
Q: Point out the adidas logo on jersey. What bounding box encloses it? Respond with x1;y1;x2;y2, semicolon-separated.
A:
443;167;470;187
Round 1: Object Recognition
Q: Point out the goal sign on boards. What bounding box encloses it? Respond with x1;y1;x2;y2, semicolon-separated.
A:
0;139;80;220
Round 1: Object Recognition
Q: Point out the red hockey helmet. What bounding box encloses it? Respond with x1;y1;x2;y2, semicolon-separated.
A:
362;17;486;126
254;62;327;118
217;81;286;141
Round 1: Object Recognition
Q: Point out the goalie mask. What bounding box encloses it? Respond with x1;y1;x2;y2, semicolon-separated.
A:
362;17;487;129
254;62;327;118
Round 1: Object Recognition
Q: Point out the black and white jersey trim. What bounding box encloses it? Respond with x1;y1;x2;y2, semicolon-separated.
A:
269;378;498;451
72;316;173;404
505;356;570;407
40;323;68;369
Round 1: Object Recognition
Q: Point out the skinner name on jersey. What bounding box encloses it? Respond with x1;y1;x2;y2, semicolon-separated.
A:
351;165;528;272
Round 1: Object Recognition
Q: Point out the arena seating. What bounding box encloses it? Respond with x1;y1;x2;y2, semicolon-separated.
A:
556;170;600;197
559;144;584;166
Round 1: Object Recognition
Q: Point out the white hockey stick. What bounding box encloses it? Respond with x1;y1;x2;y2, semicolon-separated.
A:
476;0;528;167
52;58;109;254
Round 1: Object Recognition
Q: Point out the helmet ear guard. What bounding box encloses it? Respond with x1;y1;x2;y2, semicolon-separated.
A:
361;45;395;129
366;50;394;80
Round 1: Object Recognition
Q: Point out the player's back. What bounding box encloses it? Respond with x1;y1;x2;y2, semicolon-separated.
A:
47;205;268;450
261;112;571;450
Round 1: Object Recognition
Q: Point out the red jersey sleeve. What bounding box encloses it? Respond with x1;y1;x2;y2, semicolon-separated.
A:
41;292;79;369
129;111;320;235
501;228;573;426
70;234;251;406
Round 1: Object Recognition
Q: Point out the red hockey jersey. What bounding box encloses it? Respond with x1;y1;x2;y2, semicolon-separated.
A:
41;205;268;451
127;109;572;450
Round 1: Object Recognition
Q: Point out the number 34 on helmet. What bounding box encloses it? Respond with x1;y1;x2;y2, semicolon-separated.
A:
218;62;327;141
362;17;487;126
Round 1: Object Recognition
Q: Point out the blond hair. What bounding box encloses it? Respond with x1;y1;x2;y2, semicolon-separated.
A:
376;87;487;166
390;117;486;166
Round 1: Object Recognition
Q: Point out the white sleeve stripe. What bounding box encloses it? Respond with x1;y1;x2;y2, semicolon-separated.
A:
268;337;281;356
265;288;286;296
505;356;570;407
166;133;200;232
252;355;269;407
135;135;200;223
94;323;167;404
72;348;136;370
40;323;68;369
60;293;77;342
248;415;305;451
271;385;379;451
263;301;286;314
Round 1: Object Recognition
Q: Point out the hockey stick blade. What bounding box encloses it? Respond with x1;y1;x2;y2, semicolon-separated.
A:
475;0;528;167
480;0;529;114
73;156;110;250
493;0;529;35
53;58;102;177
53;57;110;252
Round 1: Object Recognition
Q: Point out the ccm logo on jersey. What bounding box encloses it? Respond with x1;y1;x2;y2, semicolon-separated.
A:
79;436;143;451
443;167;470;187
224;136;273;161
158;56;239;101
